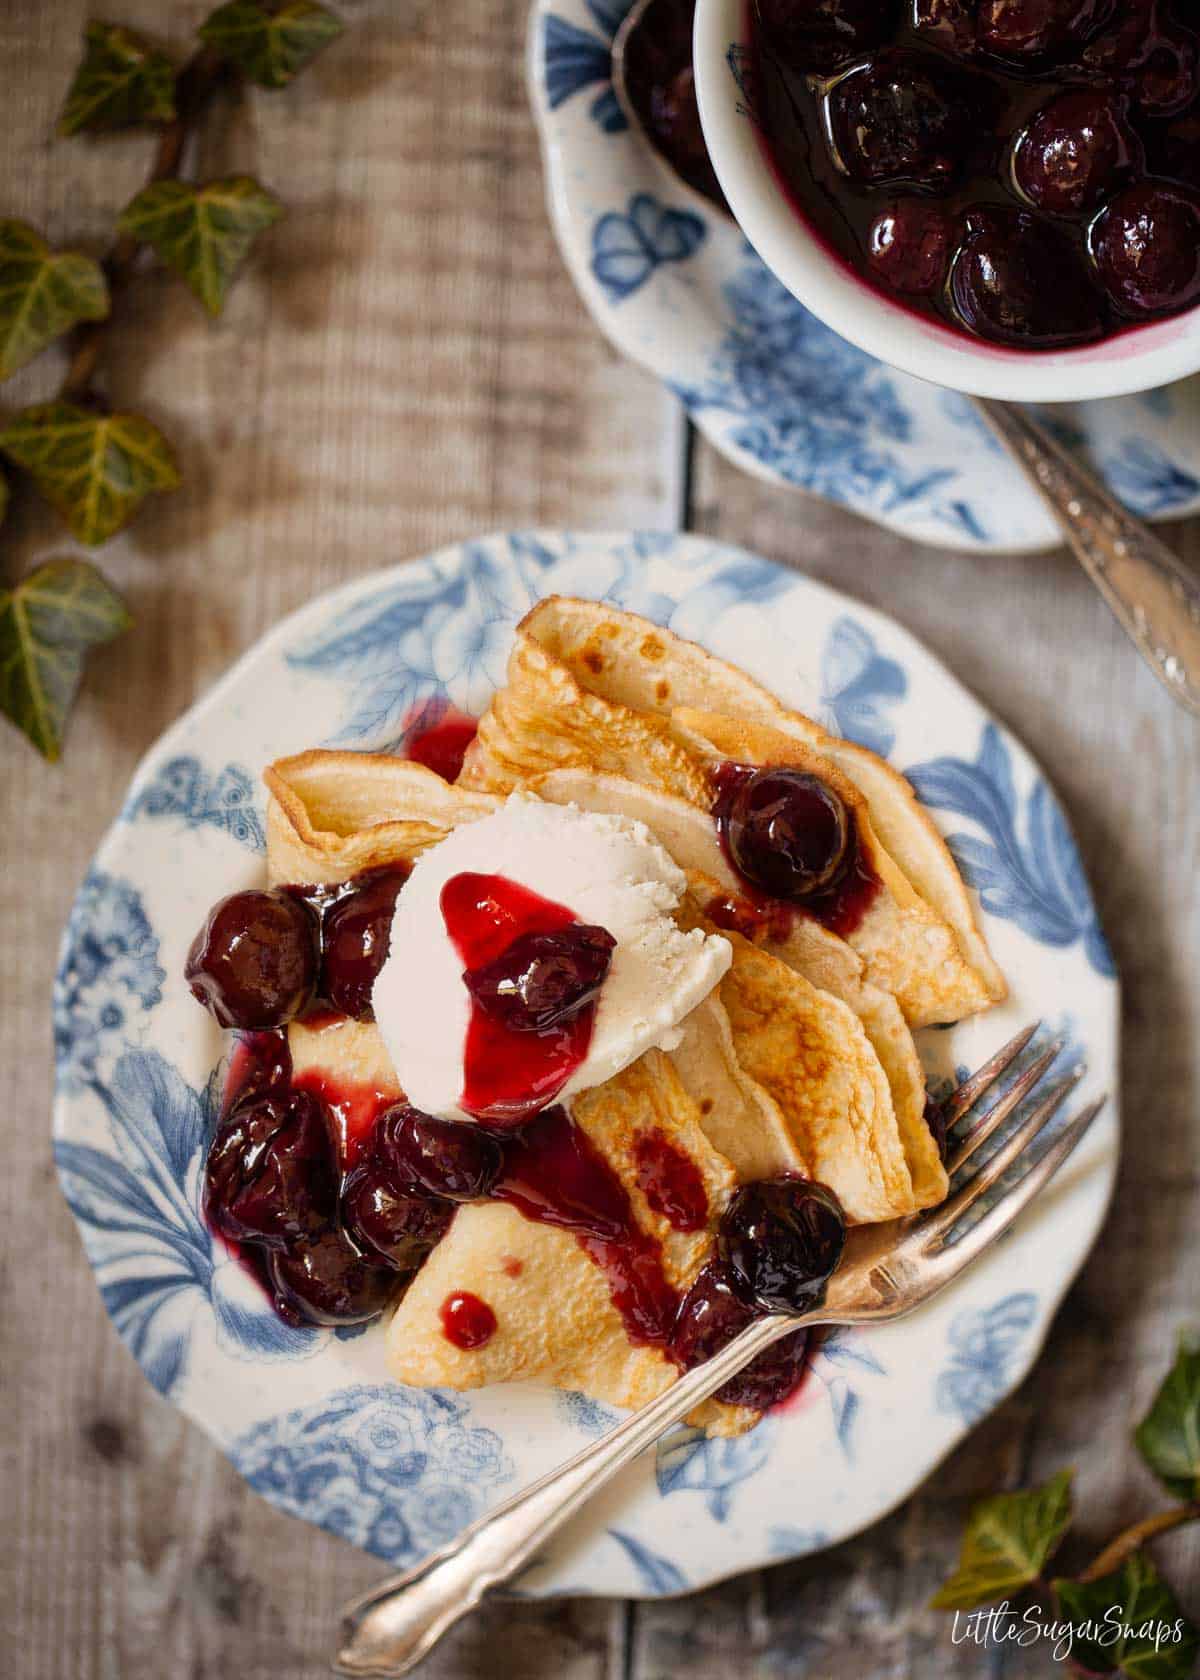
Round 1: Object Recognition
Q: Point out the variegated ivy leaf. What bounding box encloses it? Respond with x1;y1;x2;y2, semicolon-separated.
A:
58;21;176;136
118;177;283;316
0;558;131;761
930;1471;1074;1611
1055;1552;1199;1679
1134;1334;1200;1501
0;221;109;380
199;0;343;89
0;402;180;546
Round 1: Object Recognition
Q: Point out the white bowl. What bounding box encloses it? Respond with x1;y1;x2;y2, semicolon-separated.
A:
692;0;1200;404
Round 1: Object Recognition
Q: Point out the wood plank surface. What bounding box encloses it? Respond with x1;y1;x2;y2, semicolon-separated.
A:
2;2;1197;1677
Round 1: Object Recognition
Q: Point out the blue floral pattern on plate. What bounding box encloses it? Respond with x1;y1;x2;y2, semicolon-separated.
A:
531;1;1200;552
55;1044;316;1397
54;531;1118;1598
124;755;266;852
592;192;707;302
935;1293;1039;1426
906;724;1114;978
231;1385;513;1566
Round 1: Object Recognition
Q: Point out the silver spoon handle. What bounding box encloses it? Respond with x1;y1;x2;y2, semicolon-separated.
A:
974;397;1200;717
334;1310;810;1677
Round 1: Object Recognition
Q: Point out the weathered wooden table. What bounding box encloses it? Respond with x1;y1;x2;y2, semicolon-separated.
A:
4;3;1197;1675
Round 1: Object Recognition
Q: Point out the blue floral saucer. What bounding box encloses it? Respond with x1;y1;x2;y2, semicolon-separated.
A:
528;1;1200;553
54;533;1118;1597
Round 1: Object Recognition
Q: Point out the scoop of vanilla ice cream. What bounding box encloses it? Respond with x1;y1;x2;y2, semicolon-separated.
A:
372;793;731;1122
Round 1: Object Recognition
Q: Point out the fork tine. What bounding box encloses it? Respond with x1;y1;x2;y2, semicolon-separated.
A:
923;1068;1085;1242
945;1042;1067;1175
930;1097;1107;1269
943;1021;1042;1126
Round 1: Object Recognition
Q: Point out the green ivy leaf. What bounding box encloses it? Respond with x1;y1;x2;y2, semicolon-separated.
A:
117;177;283;316
0;401;180;546
1135;1336;1200;1501
930;1471;1074;1611
1055;1552;1199;1678
0;221;109;380
199;0;343;89
0;558;131;760
58;21;176;136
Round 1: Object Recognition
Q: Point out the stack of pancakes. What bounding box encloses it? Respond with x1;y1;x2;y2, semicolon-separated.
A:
263;599;1005;1434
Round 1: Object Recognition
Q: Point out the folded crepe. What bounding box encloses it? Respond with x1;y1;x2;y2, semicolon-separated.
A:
461;597;1005;1028
262;747;946;1432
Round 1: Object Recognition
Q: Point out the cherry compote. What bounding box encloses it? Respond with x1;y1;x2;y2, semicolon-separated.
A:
314;866;410;1020
719;1179;846;1314
204;1089;337;1246
749;0;1200;346
464;925;616;1033
442;873;614;1125
712;762;879;935
186;890;319;1030
377;1104;504;1201
671;1260;811;1409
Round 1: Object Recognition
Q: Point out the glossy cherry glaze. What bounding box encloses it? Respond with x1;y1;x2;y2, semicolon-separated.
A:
749;0;1200;347
621;0;726;205
493;1105;682;1346
442;872;607;1125
204;1088;338;1247
186;889;319;1030
377;1104;504;1201
402;702;479;783
440;1290;498;1350
464;925;616;1033
340;1156;453;1270
712;762;879;937
671;1259;812;1409
295;865;411;1021
633;1129;709;1233
267;1230;396;1328
720;1178;847;1313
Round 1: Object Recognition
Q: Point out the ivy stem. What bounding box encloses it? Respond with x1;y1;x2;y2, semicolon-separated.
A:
1078;1503;1200;1584
60;43;232;402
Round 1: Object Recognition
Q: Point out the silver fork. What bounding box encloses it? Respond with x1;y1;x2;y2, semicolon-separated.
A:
334;1023;1107;1678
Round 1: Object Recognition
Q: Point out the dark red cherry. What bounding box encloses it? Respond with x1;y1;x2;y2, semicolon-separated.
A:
650;66;708;174
719;1179;845;1315
320;866;409;1020
912;0;979;53
267;1230;396;1326
866;201;952;295
978;0;1114;64
1076;3;1197;117
1013;90;1142;215
186;889;319;1030
825;51;973;189
463;924;616;1033
949;207;1105;346
756;0;897;72
1135;26;1198;118
672;1260;811;1409
204;1089;338;1246
719;768;851;902
1090;179;1200;316
377;1104;503;1202
340;1159;454;1270
1163;111;1200;189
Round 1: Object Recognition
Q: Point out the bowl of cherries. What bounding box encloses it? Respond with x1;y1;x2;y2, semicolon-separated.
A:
692;0;1200;401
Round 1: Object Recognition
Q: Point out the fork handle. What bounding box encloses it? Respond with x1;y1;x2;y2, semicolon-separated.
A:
334;1310;810;1677
974;397;1200;717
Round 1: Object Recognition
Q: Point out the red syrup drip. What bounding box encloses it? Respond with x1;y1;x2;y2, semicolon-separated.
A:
440;1290;498;1350
632;1129;708;1233
440;872;596;1125
292;1067;399;1170
493;1105;681;1349
710;761;881;940
403;701;479;783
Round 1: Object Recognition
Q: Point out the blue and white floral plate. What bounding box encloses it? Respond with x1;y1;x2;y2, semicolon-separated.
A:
54;532;1118;1598
529;1;1200;553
